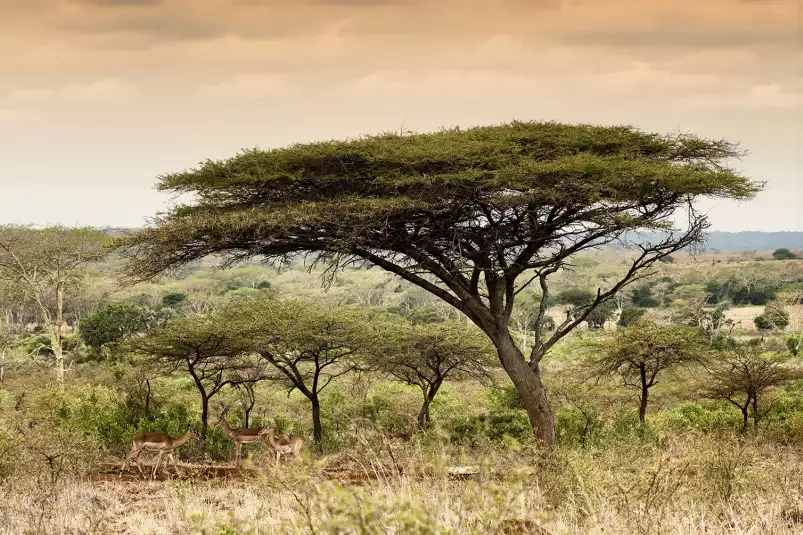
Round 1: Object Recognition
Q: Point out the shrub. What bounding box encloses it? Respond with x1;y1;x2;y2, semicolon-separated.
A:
772;248;799;261
754;302;790;331
618;307;647;327
555;408;603;447
787;336;802;357
632;285;660;308
484;410;532;443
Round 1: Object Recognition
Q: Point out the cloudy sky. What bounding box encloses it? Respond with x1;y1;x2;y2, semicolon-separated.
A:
0;0;800;231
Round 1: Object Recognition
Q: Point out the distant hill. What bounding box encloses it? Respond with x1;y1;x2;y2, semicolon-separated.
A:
704;232;803;252
101;227;801;253
618;231;803;253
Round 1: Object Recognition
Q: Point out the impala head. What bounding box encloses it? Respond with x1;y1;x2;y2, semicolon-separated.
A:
213;406;230;428
187;424;200;439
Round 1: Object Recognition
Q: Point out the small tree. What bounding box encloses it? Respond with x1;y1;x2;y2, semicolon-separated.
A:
586;300;617;329
227;298;369;446
704;349;800;433
0;226;107;386
772;248;799;261
754;302;790;331
376;319;496;429
588;320;707;423
129;316;253;439
672;295;733;342
555;289;616;329
228;363;267;428
79;303;151;352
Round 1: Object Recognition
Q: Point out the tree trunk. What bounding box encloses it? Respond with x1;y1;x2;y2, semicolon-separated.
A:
47;284;65;389
639;366;649;424
751;396;760;434
200;394;210;439
495;335;556;444
740;406;749;434
242;384;256;428
417;381;442;430
144;379;152;421
311;395;322;447
51;329;64;389
0;350;5;388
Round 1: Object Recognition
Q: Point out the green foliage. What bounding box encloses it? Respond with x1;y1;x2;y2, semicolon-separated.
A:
21;333;81;357
787;336;802;357
653;402;743;433
586;299;617;329
117;122;760;443
554;289;596;309
162;292;187;308
772;248;799;261
618;307;647;327
555;408;604;447
705;277;779;306
79;303;150;351
754;302;790;331
631;285;660;307
555;289;616;328
396;305;443;325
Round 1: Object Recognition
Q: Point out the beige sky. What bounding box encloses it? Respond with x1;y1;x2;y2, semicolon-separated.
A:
0;0;801;230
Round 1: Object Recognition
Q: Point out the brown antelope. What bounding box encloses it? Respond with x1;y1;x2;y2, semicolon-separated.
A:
120;425;199;479
258;426;304;464
214;407;266;466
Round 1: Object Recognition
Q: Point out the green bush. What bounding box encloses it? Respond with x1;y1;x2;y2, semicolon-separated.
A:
484;410;532;443
754;303;790;331
653;402;742;433
618;307;647;327
555;408;603;447
787;336;802;357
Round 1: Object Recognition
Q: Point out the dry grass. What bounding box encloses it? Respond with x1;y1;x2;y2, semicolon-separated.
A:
3;434;803;534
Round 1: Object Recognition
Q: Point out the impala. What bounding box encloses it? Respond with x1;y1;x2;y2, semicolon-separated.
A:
214;407;267;466
120;424;199;479
258;426;304;464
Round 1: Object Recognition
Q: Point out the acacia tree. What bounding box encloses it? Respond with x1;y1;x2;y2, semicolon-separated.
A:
118;122;760;443
226;298;369;446
704;349;800;433
0;226;107;386
376;319;496;429
129;316;253;439
587;320;707;423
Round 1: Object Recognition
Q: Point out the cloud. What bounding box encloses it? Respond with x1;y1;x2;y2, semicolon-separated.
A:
349;68;542;99
80;0;163;5
590;61;726;92
0;108;39;123
198;73;287;99
678;84;803;109
8;78;140;103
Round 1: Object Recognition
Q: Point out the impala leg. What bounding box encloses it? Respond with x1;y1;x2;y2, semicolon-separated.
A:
235;442;242;467
168;453;179;476
120;447;143;477
152;452;164;480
